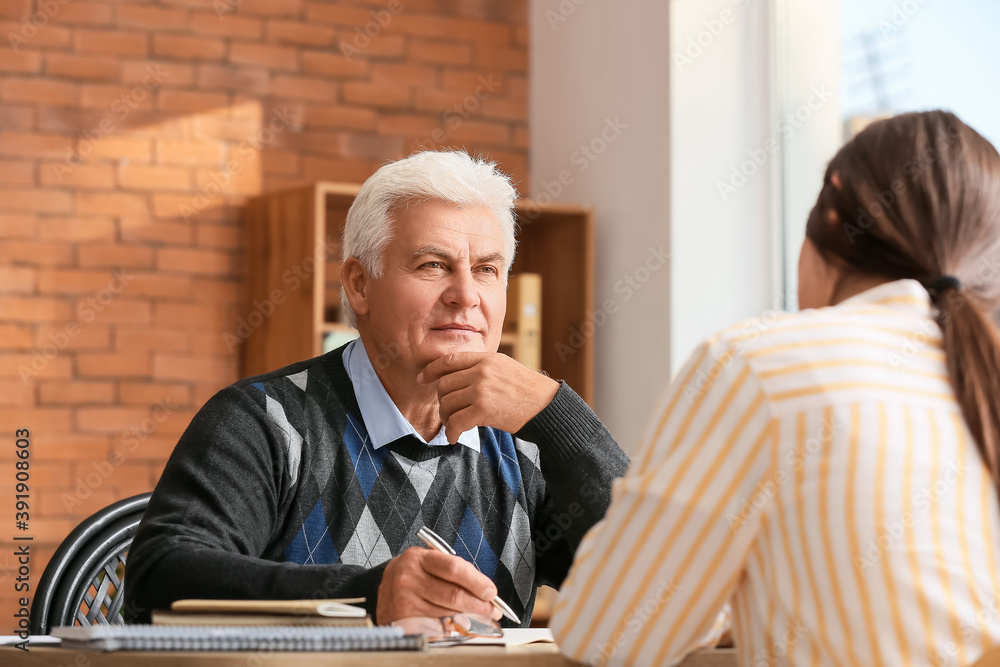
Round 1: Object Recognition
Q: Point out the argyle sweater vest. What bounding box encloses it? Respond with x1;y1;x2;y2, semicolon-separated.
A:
126;344;628;625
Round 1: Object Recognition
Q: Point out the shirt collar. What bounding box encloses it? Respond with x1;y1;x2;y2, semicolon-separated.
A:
835;278;933;318
341;339;481;452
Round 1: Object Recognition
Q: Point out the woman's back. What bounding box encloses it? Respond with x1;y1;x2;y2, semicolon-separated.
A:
552;279;1000;666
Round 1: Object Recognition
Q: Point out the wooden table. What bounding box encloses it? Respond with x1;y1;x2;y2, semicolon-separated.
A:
4;645;737;666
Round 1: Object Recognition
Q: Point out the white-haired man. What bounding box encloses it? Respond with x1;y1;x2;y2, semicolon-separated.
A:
125;151;628;627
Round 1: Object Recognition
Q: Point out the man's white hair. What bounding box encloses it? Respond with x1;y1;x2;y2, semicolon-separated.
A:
339;150;519;327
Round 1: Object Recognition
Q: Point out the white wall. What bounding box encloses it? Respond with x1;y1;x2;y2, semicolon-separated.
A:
530;0;824;452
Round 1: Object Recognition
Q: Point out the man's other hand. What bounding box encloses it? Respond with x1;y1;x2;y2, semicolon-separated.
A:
417;352;560;443
376;547;502;625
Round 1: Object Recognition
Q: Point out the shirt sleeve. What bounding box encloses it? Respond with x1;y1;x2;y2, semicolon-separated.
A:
550;339;777;667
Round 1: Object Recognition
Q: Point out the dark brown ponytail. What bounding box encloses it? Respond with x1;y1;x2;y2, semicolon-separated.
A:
805;110;1000;491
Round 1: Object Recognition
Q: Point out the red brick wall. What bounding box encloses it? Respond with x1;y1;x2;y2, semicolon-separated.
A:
0;0;528;625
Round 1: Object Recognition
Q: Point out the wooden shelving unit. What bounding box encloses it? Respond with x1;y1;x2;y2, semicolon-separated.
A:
244;182;594;405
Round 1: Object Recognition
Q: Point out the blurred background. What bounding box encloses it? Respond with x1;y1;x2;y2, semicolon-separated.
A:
0;0;997;625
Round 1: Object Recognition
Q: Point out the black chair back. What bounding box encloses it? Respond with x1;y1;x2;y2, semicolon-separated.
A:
30;492;151;634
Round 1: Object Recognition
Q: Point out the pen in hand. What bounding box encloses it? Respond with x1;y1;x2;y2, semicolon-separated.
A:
416;526;521;625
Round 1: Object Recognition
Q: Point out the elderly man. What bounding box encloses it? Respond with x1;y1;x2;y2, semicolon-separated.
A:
125;151;628;626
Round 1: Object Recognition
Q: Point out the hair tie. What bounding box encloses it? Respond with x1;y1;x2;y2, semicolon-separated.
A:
928;275;962;299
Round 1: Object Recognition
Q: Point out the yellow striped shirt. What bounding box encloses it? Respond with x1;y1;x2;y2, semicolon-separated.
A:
551;279;1000;667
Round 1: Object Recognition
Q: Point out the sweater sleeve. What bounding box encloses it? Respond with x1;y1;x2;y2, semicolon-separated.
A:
514;382;630;589
123;385;386;622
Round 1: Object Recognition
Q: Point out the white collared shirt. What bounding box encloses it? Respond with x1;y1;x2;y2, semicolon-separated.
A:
342;338;480;452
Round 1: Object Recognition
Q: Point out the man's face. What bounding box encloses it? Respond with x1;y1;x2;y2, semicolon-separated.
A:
361;198;508;372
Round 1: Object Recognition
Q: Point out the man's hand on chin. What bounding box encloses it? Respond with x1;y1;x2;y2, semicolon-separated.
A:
416;352;560;443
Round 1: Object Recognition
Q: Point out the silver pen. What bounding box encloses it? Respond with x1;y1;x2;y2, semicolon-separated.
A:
416;525;521;624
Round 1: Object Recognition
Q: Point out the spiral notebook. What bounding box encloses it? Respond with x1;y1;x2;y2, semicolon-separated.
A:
52;625;425;652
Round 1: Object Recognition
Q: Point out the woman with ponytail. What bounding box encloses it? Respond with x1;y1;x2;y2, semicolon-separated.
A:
553;111;1000;667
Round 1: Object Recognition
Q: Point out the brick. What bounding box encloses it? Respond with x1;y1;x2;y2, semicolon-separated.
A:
370;62;435;87
0;408;72;432
196;64;270;94
1;78;78;106
376;114;440;137
191;278;241;304
21;518;77;542
0;186;72;213
74;29;149;57
39;381;115;404
305;104;376;130
155;302;234;330
0;352;71;379
0;212;35;238
342;82;409;107
480;97;527;122
34;324;111;351
122;61;195;87
78;298;151;326
302;155;379;183
513;125;529;148
0;19;71;48
121;433;181;461
0;0;31;19
117;5;188;30
393;16;510;45
261;149;299;176
77;192;149;217
337;132;404;161
513;23;528;48
78;243;154;269
153;33;226;61
49;1;113;25
223;0;303;17
414;88;473;114
0;266;35;293
0;379;32;405
157;247;235;277
26;461;73;487
441;69;506;93
46;53;122;81
36;216;116;244
37;268;121;293
120;217;194;245
30;433;108;461
123;272;195;299
0;159;33;185
194;162;261;196
157;89;229;113
39;486;119;518
0;131;71;159
0;105;35;131
0;50;40;73
303;4;371;25
191;330;242;355
0;296;71;322
153;353;235;383
191;11;261;38
300;51;368;78
447;119;509;145
0;324;33;349
117;328;190;354
118;163;192;191
196;223;242;249
78;135;152;162
155;138;226;166
152;193;233;222
266;19;334;46
229;42;297;70
476;46;527;71
107;462;158;496
0;240;73;267
338;32;405;58
408;40;472;65
271;74;337;102
76;405;154;431
39;163;115;189
81;83;154;112
77;353;151;380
